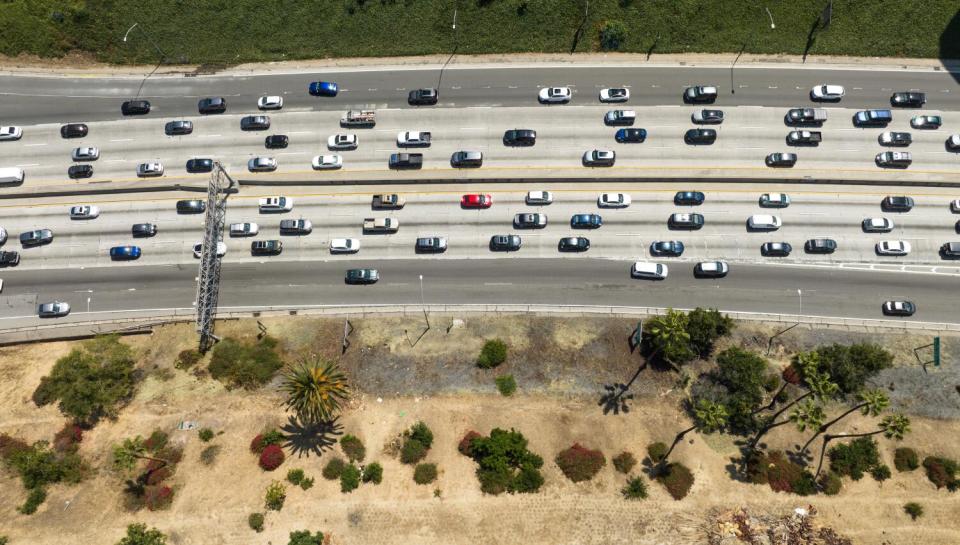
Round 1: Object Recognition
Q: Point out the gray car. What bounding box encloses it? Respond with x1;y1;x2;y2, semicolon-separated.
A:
38;301;70;318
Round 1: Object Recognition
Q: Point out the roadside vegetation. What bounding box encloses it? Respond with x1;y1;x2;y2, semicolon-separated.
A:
1;1;956;65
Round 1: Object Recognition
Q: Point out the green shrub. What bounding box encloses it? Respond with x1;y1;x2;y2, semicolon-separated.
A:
288;530;324;545
468;428;544;495
340;463;361;493
400;439;427;465
599;20;627;51
208;336;283;390
116;523;167;545
621;476;648;500
262;429;285;448
322;458;346;480
477;339;507;369
922;456;959;490
286;468;305;485
363;462;383;484
829;438;881;481
555;443;606;482
612;451;637;474
300;477;314;490
904;502;924;520
198;428;214;442
871;464;892;482
200;445;221;466
414;463;438;485
143;430;168;453
894;447;919;472
248;512;265;533
510;463;545;493
646;442;668;465
18;487;47;514
340;434;366;462
174;349;201;370
655;462;694;500
264;481;286;511
819;472;843;496
686;308;735;359
408;421;434;449
811;343;893;394
495;374;517;396
7;440;87;490
0;536;7;545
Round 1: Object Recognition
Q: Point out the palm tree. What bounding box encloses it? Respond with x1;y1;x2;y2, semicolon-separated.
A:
646;309;694;368
747;366;837;449
657;398;728;471
280;358;350;424
814;413;910;477
112;436;169;471
800;389;889;457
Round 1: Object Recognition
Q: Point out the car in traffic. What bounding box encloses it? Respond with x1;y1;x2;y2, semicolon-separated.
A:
176;200;205;214
598;193;631;208
747;214;782;231
71;146;99;161
631;262;668;280
229;222;259;237
0;250;20;267
683;85;718;103
258;95;284;110
766;152;797;167
121;100;151;115
604;110;636;126
760;242;792;257
669;212;704;230
538;87;572;104
615;128;647;143
951;199;960;213
251;240;283;256
69;205;99;220
192;241;227;258
136;162;164;177
862;217;894;232
890;92;926;107
241;115;271;130
259;196;293;212
911;115;942;129
279;219;313;235
311;155;342;170
650;240;684;257
389;153;422;169
327;134;358;150
248;157;277;172
164;120;193;135
109;245;141;260
785;107;827;126
881;195;914;212
60;123;88;138
571;213;602;229
329;238;360;254
853;109;893;127
20;229;53;246
0;126;22;141
451;151;483;168
264;135;289;149
503;129;536;146
810;84;845;101
132;223;158;237
947;134;960;151
415;236;448;253
876;240;911;256
514;213;547;229
38;301;70;318
558;236;590;252
879;131;912;146
674;191;705;206
876;151;912;168
684;128;716;144
68;164;93;179
490;234;522;251
526;191;553;205
804;238;837;254
882;300;916;316
786;130;821;146
408;88;439;105
461;194;492;209
940;242;960;258
759;193;790;208
692;109;724;124
0;228;6;245
694;261;729;278
186;158;214;173
198;97;227;114
583;149;616;166
345;268;378;284
599;88;629;102
309;81;339;97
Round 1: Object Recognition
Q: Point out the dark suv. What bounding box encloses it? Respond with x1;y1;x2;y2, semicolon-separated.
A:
164;120;193;136
186;158;214;173
684;128;717;145
503;129;537;146
451;151;483;168
490;234;521;251
121;100;151;115
60;123;88;138
881;195;914;212
132;223;158;237
0;251;20;267
890;92;926;107
176;200;206;214
19;229;53;246
408;88;439;105
68;164;93;179
251;240;282;256
805;238;837;254
198;97;227;114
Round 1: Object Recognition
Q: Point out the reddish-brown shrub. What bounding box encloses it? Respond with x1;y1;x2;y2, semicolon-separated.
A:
781;364;802;385
656;462;695;500
53;424;83;452
0;433;30;460
144;485;174;511
259;444;286;471
250;434;265;453
555;443;606;482
155;446;183;465
458;431;482;457
145;458;165;472
146;466;173;485
143;430;169;453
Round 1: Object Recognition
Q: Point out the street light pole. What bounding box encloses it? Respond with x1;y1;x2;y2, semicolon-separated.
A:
419;274;430;329
797;289;803;316
122;21;167;62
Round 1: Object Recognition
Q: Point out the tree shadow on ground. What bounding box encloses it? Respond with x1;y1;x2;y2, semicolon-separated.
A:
940;8;960;83
281;415;343;458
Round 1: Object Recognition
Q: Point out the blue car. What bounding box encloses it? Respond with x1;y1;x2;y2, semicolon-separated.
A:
650;240;685;256
615;128;647;143
571;213;602;229
308;81;339;97
110;245;141;260
674;191;705;206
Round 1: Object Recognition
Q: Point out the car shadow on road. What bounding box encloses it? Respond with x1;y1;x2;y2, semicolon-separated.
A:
281;415;343;458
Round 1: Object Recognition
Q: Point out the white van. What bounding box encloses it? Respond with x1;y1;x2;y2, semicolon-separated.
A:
0;168;25;185
747;214;782;231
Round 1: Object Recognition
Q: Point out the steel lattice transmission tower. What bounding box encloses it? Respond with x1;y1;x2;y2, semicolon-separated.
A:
196;162;235;352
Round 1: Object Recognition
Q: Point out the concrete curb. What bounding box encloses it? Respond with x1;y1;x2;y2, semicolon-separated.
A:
0;181;210;200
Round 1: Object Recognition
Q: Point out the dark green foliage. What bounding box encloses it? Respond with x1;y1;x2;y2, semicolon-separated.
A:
0;536;7;545
811;343;893;394
262;429;285;449
208;336;283;389
5;440;86;491
655;462;695;500
621;476;648;500
904;502;924;520
300;477;314;490
829;438;881;481
646;442;668;465
18;487;47;514
198;428;214;442
32;335;136;424
468;428;545;495
894;447;919;472
745;450;816;496
872;464;892;482
408;422;434;449
819;472;843;495
143;430;168;453
174;349;201;370
922;456;959;491
248;512;265;533
713;347;769;434
413;463;438;485
340;434;366;462
199;445;220;466
685;308;735;358
322;458;346;480
477;339;508;369
599;20;627;50
286;468;305;485
555;443;606;482
362;462;383;484
612;451;637;474
495;374;517;396
400;439;428;465
116;523;167;545
288;530;324;545
340;463;361;492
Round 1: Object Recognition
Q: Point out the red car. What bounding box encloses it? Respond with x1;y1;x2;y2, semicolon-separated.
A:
461;194;492;208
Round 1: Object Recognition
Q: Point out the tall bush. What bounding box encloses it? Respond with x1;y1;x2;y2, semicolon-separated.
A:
208;336;283;389
555;443;606;482
477;339;507;369
894;447;919;472
259;445;286;471
467;428;544;495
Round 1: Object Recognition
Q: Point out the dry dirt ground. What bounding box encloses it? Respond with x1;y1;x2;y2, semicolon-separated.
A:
0;316;958;545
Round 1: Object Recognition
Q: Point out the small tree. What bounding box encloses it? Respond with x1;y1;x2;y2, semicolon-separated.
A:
340;434;366;462
288;530;324;545
112;436;170;472
645;309;694;367
904;502;924;520
264;481;286;511
362;462;383;484
477;339;507;369
556;443;606;482
280;358;350;424
414;463;438;485
495;374;517;396
116;523;167;545
248;512;265;532
621;476;648;500
341;463;361;493
612;452;637;474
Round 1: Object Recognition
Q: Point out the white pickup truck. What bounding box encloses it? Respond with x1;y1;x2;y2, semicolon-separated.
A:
363;217;399;233
397;131;431;147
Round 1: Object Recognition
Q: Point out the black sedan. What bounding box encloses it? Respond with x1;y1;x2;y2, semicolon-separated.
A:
650;240;684;256
882;300;916;316
684;128;716;145
490;234;521;251
674;191;705;206
558;236;590;252
890;92;926;107
761;242;792;257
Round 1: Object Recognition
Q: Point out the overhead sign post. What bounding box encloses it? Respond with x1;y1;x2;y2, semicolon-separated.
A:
631;321;643;352
934;336;941;367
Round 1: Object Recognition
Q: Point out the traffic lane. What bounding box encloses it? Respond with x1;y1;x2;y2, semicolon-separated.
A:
1;65;958;124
